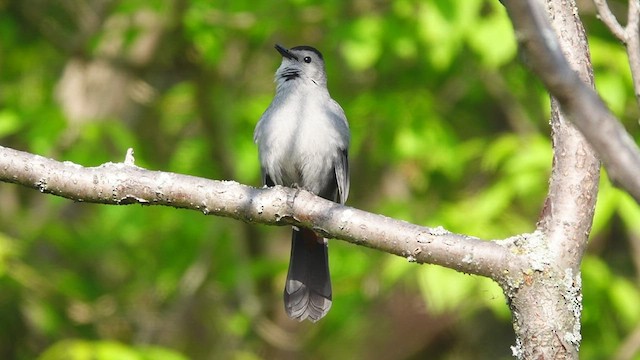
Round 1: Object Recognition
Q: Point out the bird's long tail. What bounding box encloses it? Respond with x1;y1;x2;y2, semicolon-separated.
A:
284;227;332;322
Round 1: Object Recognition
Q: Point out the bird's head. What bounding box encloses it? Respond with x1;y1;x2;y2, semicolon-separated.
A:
274;44;327;88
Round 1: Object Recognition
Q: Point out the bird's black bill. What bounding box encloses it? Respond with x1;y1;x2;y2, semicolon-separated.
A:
275;44;298;61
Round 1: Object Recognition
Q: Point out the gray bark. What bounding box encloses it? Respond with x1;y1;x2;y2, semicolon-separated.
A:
502;0;601;358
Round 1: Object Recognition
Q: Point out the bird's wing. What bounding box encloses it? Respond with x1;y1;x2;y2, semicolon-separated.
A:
335;148;349;204
327;99;350;204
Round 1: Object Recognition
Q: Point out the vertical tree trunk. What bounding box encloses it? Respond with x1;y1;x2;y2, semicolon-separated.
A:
506;0;600;358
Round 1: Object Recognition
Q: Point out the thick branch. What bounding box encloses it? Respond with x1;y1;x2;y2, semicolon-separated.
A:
503;0;640;203
0;145;526;282
538;0;600;269
503;1;600;357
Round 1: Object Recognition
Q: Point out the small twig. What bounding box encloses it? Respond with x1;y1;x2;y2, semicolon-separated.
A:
629;0;640;34
625;0;640;104
593;0;640;107
124;148;136;166
593;0;627;39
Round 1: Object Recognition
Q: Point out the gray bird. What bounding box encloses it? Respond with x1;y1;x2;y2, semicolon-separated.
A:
254;44;350;322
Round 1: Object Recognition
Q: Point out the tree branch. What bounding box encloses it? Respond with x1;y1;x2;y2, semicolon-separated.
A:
627;1;640;105
502;0;601;357
593;0;627;38
0;145;527;283
593;0;640;106
502;0;640;203
538;0;600;269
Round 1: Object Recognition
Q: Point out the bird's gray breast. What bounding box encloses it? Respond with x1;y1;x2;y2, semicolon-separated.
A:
258;93;342;194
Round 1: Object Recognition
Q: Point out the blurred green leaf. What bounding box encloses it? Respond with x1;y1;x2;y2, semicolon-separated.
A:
416;263;507;320
38;340;188;360
595;72;628;116
609;278;640;329
466;3;516;68
0;110;22;137
341;16;384;71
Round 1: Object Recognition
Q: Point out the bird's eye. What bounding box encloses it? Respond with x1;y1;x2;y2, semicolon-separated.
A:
304;56;312;63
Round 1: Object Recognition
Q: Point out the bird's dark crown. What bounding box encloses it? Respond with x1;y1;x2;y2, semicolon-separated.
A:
290;45;324;60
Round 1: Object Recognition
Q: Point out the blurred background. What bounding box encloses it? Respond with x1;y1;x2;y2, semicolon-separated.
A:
1;0;639;359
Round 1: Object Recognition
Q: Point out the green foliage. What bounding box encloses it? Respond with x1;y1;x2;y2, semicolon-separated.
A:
582;255;640;358
417;264;509;319
0;0;639;358
38;339;188;360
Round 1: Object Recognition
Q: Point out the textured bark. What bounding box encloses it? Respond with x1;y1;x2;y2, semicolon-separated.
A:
541;0;600;275
0;145;526;281
502;0;600;358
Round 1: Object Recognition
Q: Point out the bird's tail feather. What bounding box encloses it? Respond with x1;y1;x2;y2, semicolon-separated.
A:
284;228;332;322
